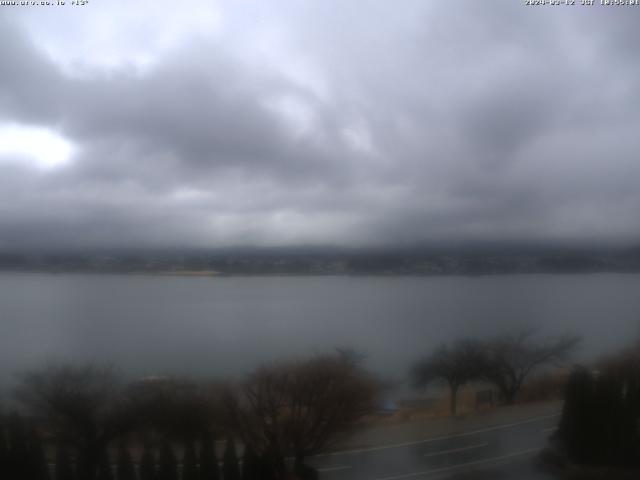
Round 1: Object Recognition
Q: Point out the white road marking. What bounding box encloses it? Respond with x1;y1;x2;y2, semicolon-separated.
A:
316;413;559;457
542;427;557;433
423;442;488;458
318;465;352;473
373;447;541;480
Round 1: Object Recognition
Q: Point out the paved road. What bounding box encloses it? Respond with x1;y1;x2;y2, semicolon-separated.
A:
309;403;561;480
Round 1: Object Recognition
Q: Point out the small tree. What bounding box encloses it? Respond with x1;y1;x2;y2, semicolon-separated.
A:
222;439;240;480
199;431;219;480
27;427;50;480
241;444;261;480
7;412;30;479
483;329;579;404
55;444;76;480
96;450;114;480
412;340;486;415
560;367;596;463
0;419;7;477
182;440;198;480
139;441;156;480
157;440;178;480
116;442;136;480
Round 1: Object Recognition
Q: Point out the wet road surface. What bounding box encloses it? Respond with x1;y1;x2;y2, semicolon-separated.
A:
310;408;560;480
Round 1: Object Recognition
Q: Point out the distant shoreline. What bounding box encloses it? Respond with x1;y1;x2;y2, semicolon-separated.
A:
2;268;640;277
3;249;640;277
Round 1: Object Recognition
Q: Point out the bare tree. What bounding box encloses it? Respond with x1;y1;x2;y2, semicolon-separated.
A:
125;376;224;441
412;339;486;415
227;352;379;479
15;364;136;480
483;329;579;404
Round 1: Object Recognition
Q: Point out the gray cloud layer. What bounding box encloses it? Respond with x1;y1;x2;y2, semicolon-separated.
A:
1;1;640;249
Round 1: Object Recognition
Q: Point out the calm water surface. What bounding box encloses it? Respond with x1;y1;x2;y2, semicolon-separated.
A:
1;273;639;385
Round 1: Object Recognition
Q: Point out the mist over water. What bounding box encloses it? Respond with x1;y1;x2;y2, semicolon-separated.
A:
1;272;639;387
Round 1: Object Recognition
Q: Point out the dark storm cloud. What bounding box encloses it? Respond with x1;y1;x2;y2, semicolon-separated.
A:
1;1;640;249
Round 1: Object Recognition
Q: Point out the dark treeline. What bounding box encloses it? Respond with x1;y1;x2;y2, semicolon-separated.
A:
0;351;379;480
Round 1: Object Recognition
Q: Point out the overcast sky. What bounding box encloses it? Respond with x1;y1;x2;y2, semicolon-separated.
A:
1;1;639;250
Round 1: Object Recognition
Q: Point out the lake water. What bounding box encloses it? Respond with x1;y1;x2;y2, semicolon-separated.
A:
1;272;639;387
